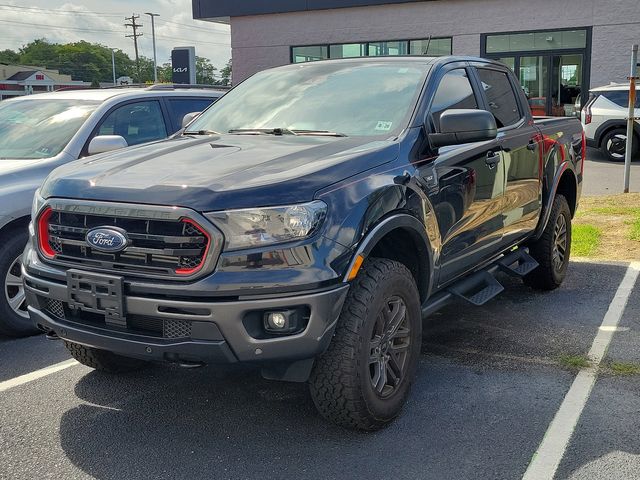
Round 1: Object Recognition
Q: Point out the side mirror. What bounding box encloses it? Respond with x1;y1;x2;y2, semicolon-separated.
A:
88;135;128;155
428;109;497;149
181;111;201;129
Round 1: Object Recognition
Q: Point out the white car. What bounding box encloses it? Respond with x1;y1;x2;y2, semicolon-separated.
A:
0;85;225;336
582;83;640;161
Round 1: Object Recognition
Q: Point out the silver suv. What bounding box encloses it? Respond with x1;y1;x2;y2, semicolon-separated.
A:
582;83;640;161
0;86;224;336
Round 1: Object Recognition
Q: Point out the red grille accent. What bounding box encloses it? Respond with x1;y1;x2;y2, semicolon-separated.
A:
37;207;56;259
175;218;211;276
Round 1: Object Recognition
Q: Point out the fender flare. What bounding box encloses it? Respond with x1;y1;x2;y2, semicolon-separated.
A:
343;213;435;300
533;161;576;239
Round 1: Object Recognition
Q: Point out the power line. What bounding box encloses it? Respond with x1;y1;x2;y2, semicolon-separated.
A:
0;19;230;46
155;18;229;35
0;18;124;35
0;4;124;16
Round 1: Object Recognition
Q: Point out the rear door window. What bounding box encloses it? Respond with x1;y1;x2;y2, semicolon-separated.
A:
476;68;522;128
167;97;218;133
97;100;167;146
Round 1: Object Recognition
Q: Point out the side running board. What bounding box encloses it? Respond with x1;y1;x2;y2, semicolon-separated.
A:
421;248;539;318
497;249;539;277
448;271;504;306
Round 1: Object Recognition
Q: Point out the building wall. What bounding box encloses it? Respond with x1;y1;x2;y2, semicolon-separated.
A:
229;0;640;86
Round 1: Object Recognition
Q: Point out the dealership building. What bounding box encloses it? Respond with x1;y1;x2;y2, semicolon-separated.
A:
193;0;640;117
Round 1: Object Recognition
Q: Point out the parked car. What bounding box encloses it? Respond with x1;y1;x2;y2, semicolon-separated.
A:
23;57;584;429
582;83;640;161
0;85;225;336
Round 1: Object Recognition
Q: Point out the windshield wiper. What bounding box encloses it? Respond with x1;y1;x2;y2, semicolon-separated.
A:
228;128;298;136
290;129;348;137
183;129;221;136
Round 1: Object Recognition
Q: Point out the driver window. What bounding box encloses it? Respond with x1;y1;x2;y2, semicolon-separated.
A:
97;100;167;146
430;69;479;131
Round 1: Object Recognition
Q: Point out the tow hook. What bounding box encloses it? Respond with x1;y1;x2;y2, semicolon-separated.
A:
45;330;60;341
178;360;205;369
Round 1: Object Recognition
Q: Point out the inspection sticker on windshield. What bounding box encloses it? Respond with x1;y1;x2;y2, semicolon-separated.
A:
375;121;393;131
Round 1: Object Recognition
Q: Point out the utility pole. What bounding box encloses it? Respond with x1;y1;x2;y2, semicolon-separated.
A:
124;14;143;83
624;44;638;193
145;13;160;83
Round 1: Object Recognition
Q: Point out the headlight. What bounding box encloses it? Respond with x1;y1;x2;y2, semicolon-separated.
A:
205;200;327;250
31;189;45;222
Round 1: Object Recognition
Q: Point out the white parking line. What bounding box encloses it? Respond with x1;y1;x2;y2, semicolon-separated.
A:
523;262;640;480
0;359;78;393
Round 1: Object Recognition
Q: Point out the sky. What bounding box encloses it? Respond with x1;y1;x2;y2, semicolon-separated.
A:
0;0;231;70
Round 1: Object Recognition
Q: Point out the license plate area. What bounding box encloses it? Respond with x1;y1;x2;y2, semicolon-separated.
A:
67;269;125;327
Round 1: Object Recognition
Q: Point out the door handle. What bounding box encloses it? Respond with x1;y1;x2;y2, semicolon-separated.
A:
527;140;537;151
485;151;501;168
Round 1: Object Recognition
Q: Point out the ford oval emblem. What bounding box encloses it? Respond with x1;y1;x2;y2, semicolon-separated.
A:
86;227;129;253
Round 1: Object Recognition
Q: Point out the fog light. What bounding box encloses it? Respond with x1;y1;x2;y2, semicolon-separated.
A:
267;312;287;330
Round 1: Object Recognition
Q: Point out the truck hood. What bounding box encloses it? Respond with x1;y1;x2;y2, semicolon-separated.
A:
41;134;399;211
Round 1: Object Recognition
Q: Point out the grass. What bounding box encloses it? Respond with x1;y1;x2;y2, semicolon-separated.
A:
629;216;640;242
572;193;640;260
558;354;591;370
608;362;640;376
571;224;602;257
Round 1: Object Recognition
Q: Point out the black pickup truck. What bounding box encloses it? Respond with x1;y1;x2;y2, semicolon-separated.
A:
23;56;584;430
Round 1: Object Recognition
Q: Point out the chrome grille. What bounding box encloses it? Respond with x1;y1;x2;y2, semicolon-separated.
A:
44;210;211;278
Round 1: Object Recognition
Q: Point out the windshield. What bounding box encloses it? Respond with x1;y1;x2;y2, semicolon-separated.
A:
0;99;99;159
187;61;429;137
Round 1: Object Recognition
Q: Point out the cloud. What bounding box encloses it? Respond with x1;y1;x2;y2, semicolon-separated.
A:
0;0;231;69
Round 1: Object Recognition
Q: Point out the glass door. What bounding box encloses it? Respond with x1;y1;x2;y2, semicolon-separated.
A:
551;54;583;117
520;56;549;116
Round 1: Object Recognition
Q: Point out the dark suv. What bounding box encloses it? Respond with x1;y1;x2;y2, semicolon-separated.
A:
23;57;584;430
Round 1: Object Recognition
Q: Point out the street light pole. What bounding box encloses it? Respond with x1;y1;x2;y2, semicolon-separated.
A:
111;49;116;86
145;12;160;83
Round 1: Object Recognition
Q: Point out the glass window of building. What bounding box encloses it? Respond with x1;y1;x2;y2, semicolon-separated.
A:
368;41;408;56
486;29;587;54
329;43;367;59
409;38;452;56
292;45;328;63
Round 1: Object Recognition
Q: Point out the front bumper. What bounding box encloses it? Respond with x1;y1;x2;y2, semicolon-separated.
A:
23;265;349;366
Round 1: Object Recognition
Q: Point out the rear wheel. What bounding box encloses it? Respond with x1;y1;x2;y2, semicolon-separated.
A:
600;128;639;162
524;194;571;290
0;230;39;337
64;341;149;373
309;258;422;431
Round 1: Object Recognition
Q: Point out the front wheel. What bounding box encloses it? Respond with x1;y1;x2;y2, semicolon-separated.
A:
0;229;40;337
309;258;422;431
524;194;572;290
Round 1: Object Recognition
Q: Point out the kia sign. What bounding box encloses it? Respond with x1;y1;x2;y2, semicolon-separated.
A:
171;47;196;84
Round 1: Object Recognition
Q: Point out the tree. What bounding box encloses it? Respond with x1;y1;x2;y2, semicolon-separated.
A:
219;59;232;86
0;49;19;64
196;56;218;85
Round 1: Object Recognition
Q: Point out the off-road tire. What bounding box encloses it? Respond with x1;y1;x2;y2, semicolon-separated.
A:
309;258;422;431
64;341;149;373
524;194;571;291
0;229;39;337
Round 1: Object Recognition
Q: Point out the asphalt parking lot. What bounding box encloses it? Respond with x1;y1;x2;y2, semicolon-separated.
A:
583;147;640;195
1;259;639;480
